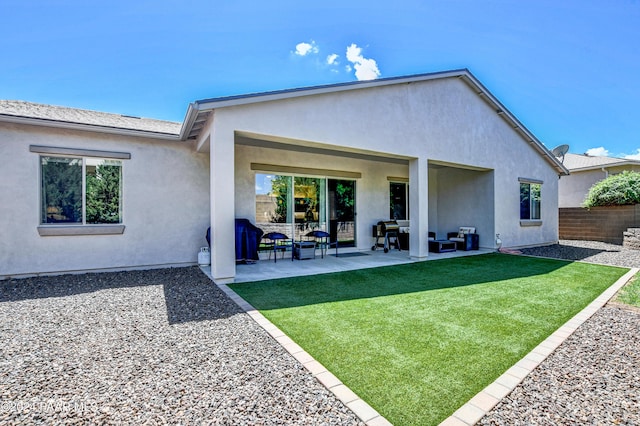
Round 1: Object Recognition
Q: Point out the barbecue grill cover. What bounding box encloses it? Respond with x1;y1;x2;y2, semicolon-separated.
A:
235;219;264;262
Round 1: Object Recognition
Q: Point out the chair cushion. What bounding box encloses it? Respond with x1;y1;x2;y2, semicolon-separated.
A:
457;227;475;237
449;237;464;243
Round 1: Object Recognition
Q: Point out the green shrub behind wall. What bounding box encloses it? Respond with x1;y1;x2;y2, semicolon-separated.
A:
583;170;640;208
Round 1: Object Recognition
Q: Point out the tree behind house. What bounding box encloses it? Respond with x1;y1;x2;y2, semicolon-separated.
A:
86;163;121;223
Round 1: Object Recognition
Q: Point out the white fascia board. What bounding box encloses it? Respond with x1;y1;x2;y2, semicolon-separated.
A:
0;114;181;141
193;69;469;111
179;102;200;140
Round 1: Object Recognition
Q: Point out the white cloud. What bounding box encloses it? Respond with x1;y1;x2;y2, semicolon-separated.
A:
623;149;640;160
326;53;339;65
294;41;318;56
345;43;380;81
585;147;610;157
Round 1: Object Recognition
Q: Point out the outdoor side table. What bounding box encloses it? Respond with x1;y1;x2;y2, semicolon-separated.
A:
294;241;316;260
428;239;457;253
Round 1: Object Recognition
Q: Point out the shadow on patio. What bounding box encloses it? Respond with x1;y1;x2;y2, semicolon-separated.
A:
226;253;576;310
203;247;495;284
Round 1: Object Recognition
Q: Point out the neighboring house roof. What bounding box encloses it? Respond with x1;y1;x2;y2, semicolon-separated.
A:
181;68;568;175
0;100;181;140
563;153;640;172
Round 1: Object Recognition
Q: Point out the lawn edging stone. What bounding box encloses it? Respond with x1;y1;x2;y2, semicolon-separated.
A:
441;266;639;426
212;281;392;426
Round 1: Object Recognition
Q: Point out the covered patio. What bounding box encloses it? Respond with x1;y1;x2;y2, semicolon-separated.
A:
184;71;564;284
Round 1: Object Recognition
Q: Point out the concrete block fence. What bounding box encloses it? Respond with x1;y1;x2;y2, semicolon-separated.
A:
559;205;640;244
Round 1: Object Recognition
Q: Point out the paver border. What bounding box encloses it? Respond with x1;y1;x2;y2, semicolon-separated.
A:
440;266;639;426
212;279;393;426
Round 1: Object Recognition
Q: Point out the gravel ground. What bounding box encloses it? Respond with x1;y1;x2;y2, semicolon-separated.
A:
481;240;640;425
2;241;638;425
519;239;640;268
0;267;363;425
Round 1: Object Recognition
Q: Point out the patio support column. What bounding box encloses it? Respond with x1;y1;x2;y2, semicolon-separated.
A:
409;157;429;260
209;128;236;283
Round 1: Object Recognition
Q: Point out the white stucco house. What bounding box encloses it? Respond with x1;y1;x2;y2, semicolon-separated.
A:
559;153;640;207
0;69;568;282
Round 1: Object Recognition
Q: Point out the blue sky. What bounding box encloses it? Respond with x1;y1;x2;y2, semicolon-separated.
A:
2;0;639;158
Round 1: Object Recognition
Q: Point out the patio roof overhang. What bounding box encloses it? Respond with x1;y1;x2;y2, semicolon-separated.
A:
236;130;411;166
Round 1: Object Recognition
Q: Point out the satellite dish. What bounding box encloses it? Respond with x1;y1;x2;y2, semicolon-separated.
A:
551;144;569;163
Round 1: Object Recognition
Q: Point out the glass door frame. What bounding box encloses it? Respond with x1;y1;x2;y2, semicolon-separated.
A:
255;173;357;246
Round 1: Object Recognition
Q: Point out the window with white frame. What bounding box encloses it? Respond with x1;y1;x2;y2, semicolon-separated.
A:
519;179;541;221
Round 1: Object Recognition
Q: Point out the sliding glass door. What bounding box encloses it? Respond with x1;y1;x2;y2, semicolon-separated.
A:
328;179;355;247
293;177;325;240
255;174;355;246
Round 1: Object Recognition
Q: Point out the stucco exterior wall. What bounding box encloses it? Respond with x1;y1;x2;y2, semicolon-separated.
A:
211;77;559;252
0;123;210;278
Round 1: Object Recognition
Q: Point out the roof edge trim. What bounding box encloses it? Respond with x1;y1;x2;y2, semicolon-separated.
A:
457;73;569;176
568;161;640;172
193;69;469;110
179;102;200;140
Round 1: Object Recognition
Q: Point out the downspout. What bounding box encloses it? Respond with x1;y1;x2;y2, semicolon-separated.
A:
601;167;609;178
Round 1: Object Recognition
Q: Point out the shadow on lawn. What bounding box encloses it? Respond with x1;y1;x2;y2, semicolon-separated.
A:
229;253;584;310
0;266;242;324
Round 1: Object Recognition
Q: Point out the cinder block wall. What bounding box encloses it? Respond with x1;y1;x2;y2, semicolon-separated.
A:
559;205;640;244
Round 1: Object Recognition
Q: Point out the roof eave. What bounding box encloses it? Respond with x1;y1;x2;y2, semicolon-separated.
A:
179;102;199;140
182;68;568;175
568;161;640;172
0;114;181;141
193;69;470;111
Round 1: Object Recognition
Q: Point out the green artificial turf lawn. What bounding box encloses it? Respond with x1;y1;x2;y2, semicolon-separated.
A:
229;253;627;425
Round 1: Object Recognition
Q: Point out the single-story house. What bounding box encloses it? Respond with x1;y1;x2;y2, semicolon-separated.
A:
559;152;640;207
0;69;568;282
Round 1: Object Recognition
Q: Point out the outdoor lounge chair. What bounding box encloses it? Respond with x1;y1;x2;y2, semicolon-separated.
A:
447;226;479;251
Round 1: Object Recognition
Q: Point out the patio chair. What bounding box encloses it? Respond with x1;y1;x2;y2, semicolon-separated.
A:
447;226;479;251
261;232;293;262
305;230;338;258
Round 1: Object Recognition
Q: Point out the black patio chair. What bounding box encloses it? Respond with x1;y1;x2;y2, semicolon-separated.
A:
305;230;339;258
